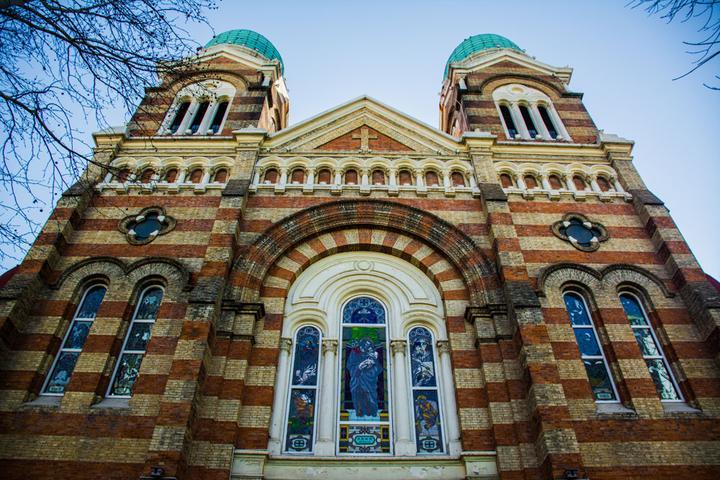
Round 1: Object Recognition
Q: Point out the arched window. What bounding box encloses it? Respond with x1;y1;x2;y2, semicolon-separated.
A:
339;297;390;454
596;176;611;192
284;325;322;453
372;169;385;185
164;168;178;183
619;293;682;401
264;168;279;184
524;174;538;189
408;326;444;454
451;171;466;187
398;170;413;186
189;168;204;184
115;168;131;183
208;100;229;134
317;168;332;185
213;168;228;183
538;105;558;139
167;100;191;134
189;100;210;134
499;173;513;188
139;168;155;184
425;171;440;187
42;285;107;395
563;291;618;402
499;104;518;139
519;105;538;138
344;169;358;185
573;175;587;191
548;174;563;190
291;168;305;184
108;286;164;397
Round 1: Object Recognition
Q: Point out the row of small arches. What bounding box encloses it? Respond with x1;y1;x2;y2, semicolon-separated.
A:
105;165;230;185
258;166;472;188
498;170;624;194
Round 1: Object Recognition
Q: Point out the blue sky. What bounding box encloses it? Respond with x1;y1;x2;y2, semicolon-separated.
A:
2;0;718;278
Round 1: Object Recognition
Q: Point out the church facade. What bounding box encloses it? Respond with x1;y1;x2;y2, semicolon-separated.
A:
0;30;718;480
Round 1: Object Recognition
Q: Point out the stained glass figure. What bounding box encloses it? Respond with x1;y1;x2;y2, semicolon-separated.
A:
108;286;163;397
42;285;106;395
339;297;390;454
285;326;321;453
408;327;444;454
563;292;617;402
620;293;682;401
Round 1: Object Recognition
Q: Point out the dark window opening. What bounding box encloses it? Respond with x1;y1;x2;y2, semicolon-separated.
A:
499;105;518;138
209;101;229;134
519;105;538;138
538;105;558;139
168;101;190;134
189;101;210;134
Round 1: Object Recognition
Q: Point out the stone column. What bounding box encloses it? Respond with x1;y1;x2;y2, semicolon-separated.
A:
391;339;415;455
437;340;462;456
304;167;315;194
360;168;371;195
565;174;576;192
541;174;551;191
511;103;529;139
268;337;293;455
531;104;549;139
590;176;601;193
315;339;338;455
516;174;527;190
388;167;399;196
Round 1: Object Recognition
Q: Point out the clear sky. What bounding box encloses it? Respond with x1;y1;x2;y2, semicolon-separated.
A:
2;0;718;278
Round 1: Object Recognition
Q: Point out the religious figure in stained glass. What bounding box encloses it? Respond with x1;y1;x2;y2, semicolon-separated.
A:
347;337;383;418
408;326;444;454
285;326;321;453
410;327;436;387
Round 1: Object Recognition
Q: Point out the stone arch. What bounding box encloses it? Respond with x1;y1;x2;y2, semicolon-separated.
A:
230;199;498;306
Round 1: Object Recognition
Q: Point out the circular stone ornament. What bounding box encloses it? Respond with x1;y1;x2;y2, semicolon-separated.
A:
119;207;176;245
551;213;608;252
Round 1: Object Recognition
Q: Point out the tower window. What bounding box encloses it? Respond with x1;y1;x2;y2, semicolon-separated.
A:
189;101;210;134
538;105;558;139
499;173;513;188
499;104;518;138
209;101;229;134
519;105;538;138
619;293;682;401
42;285;107;395
597;176;611;192
108;286;164;397
372;169;386;185
317;168;332;185
344;169;358;185
167;101;190;134
115;168;131;183
563;291;618;402
139;168;155;184
451;171;466;187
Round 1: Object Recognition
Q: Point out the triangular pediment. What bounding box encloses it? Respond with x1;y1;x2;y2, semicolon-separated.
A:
264;96;461;155
448;49;573;85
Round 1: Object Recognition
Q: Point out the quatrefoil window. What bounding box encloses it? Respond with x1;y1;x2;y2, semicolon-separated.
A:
119;207;176;245
551;213;608;252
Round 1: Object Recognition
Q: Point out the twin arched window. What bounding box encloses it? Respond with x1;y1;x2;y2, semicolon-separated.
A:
283;297;445;456
493;84;568;141
161;80;235;136
563;290;683;404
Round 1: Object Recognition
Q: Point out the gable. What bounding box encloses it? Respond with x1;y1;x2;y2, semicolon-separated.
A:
263;96;461;155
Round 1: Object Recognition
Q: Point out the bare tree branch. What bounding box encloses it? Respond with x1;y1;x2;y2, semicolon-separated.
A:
0;0;217;264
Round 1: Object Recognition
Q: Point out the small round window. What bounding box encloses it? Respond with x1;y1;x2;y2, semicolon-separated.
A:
119;207;176;245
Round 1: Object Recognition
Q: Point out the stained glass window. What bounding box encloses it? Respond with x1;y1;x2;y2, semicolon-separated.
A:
42;285;106;395
620;293;682;401
285;326;321;453
108;286;163;397
339;297;390;454
408;327;444;454
563;292;618;402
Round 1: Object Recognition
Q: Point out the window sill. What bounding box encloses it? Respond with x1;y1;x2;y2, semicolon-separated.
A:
595;402;638;419
662;402;702;416
92;397;131;411
22;395;61;410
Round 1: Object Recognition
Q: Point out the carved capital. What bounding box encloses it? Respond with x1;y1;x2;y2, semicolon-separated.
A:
279;337;293;352
390;339;407;355
322;339;338;354
436;340;451;355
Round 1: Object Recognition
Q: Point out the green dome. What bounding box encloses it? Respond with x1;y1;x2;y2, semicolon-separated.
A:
205;29;284;73
444;34;523;78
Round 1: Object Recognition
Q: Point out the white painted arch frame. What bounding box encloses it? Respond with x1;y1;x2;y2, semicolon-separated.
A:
268;251;462;458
